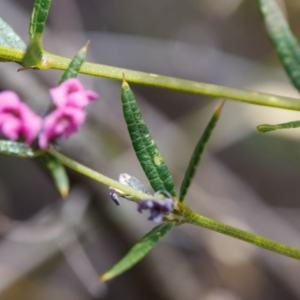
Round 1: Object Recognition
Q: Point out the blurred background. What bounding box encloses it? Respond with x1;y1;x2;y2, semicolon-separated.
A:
0;0;300;299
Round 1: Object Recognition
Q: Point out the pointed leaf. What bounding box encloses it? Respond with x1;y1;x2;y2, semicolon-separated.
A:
29;0;52;41
179;101;224;202
22;36;43;68
59;41;90;83
39;153;69;198
257;120;300;133
257;0;300;92
0;16;26;51
0;140;43;157
41;42;90;113
121;79;176;196
101;222;174;281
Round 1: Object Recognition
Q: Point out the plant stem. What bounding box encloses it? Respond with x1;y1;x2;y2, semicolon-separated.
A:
0;46;24;62
1;46;300;111
183;208;300;260
48;148;300;261
45;51;300;110
48;147;151;201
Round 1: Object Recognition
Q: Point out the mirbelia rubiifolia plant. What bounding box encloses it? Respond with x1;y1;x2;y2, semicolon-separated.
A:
0;0;299;281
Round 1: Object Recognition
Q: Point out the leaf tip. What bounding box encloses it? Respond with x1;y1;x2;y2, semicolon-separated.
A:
256;125;263;132
257;124;270;133
99;273;111;282
215;100;225;115
61;189;70;199
17;67;28;72
83;40;91;52
122;73;129;87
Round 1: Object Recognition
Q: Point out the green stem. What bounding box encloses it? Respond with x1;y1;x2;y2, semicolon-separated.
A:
183;208;300;260
45;51;300;110
47;147;151;201
48;148;300;260
1;46;300;111
0;46;24;62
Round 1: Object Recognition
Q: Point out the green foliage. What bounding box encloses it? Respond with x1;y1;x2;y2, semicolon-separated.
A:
257;120;300;133
121;79;177;197
0;17;26;51
29;0;52;41
179;101;224;202
0;0;300;280
59;41;89;83
0;140;43;157
22;36;43;68
257;0;300;92
101;222;174;281
39;153;70;198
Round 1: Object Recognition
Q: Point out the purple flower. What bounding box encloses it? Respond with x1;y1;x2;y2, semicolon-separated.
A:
109;189;121;206
39;107;85;149
49;78;98;109
137;192;174;223
0;91;42;144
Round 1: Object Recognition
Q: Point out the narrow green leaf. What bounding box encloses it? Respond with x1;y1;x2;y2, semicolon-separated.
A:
29;0;52;41
39;153;69;198
179;101;224;202
257;0;300;92
59;41;90;83
0;16;26;51
0;140;43;158
42;42;90;114
121;79;177;197
101;222;174;281
22;36;43;68
257;120;300;133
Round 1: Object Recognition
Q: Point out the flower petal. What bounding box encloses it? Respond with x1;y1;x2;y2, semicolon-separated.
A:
0;92;42;144
49;78;99;109
137;196;174;223
0;91;22;111
39;107;86;149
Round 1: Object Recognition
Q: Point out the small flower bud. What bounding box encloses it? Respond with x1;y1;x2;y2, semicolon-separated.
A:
137;191;174;222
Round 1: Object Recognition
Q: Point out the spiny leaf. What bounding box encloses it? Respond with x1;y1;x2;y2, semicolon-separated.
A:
257;120;300;133
0;140;43;158
29;0;52;41
0;16;26;51
39;153;69;198
22;36;43;68
179;101;224;202
121;79;176;197
100;222;174;281
59;41;90;83
257;0;300;92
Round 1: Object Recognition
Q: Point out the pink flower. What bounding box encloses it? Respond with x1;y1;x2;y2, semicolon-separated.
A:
39;78;99;149
49;78;98;109
39;107;86;149
0;91;42;144
0;80;98;149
